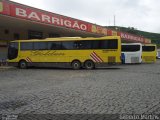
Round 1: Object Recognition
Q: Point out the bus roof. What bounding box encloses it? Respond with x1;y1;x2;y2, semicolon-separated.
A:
10;36;120;42
143;44;157;46
122;43;142;45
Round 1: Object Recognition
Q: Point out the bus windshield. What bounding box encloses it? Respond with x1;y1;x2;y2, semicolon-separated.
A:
122;45;140;52
8;42;18;60
142;46;155;52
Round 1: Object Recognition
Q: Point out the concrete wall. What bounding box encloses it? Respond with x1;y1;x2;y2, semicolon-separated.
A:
0;27;22;59
0;27;62;60
0;27;28;41
0;47;7;60
0;27;28;60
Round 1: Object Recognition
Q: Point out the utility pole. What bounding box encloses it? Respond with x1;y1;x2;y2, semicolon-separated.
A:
114;15;116;26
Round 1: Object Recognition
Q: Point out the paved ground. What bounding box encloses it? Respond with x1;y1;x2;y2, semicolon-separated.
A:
0;60;160;119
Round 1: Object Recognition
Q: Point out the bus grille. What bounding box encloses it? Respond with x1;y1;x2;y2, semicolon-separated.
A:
108;56;116;63
131;57;139;63
144;56;154;62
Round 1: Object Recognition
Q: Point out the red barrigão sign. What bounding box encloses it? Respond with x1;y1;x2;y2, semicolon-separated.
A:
0;0;151;43
120;32;145;43
10;4;89;32
0;0;91;32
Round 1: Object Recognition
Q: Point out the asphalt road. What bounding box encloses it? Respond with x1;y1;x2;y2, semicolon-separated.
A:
0;60;160;119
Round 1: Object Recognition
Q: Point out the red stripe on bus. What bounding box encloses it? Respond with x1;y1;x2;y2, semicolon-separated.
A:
92;52;103;62
27;57;32;62
90;55;97;62
26;58;29;62
91;53;102;62
91;53;101;62
93;51;104;62
26;57;32;63
90;54;99;62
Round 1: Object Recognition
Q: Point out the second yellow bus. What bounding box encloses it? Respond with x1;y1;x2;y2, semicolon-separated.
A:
142;44;157;63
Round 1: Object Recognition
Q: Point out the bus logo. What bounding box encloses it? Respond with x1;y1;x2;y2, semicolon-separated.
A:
0;2;3;12
90;51;103;63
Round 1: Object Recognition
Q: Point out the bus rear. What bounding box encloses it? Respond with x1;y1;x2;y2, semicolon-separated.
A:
142;44;157;63
121;43;142;64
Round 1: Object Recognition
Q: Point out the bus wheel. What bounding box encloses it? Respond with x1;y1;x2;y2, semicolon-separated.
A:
71;60;81;70
84;60;95;70
19;60;27;69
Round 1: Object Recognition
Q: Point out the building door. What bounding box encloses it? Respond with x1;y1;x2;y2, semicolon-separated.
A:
28;30;43;39
0;43;8;61
14;33;20;40
49;33;60;38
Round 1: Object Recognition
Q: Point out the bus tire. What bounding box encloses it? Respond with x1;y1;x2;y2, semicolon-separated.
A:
84;60;95;70
71;60;81;70
19;60;27;69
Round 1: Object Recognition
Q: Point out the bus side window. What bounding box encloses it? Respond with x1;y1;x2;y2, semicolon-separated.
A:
34;42;47;50
48;42;62;50
21;42;33;50
61;41;74;50
101;40;118;49
108;40;118;49
80;41;92;49
92;41;100;49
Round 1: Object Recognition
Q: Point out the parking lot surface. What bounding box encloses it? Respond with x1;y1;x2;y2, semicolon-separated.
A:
0;60;160;117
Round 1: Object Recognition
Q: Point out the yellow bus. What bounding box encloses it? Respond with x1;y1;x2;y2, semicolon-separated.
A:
7;36;121;69
142;44;157;63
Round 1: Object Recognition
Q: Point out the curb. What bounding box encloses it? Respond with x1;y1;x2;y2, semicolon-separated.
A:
0;66;15;69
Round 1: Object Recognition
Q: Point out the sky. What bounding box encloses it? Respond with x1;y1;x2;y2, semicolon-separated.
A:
11;0;160;33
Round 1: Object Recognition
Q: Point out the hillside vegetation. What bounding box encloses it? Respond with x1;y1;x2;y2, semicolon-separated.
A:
107;26;160;47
